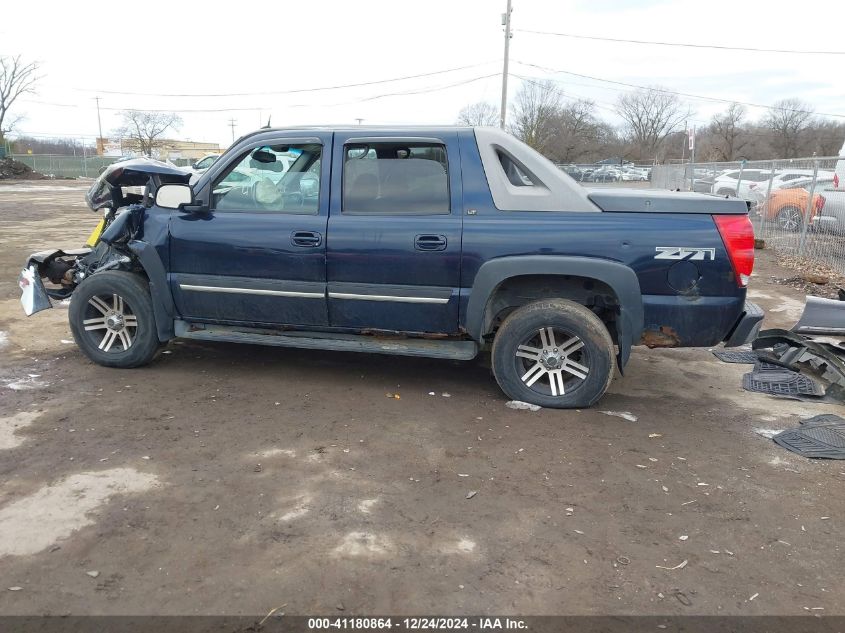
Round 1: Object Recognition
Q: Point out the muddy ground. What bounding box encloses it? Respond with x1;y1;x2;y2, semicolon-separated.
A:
0;181;842;616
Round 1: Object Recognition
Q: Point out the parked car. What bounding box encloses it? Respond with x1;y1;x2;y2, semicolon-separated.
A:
712;168;773;199
19;126;760;409
758;177;829;230
590;167;621;182
620;168;647;182
809;180;845;234
748;169;836;206
186;153;221;175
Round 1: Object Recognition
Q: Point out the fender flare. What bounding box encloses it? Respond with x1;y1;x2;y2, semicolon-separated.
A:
127;240;175;342
465;255;644;370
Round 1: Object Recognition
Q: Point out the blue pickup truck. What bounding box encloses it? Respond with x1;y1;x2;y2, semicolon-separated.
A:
19;126;762;408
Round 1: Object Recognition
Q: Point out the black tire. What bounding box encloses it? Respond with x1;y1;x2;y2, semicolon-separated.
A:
491;299;615;409
68;271;160;368
776;206;804;232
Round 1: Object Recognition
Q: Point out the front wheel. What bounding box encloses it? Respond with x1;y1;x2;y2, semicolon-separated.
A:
68;271;160;368
491;299;615;409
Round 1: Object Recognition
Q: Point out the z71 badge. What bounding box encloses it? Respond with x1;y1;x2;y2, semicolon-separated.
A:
654;246;716;261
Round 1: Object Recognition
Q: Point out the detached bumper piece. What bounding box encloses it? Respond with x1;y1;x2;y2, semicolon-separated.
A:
792;295;845;336
723;301;764;347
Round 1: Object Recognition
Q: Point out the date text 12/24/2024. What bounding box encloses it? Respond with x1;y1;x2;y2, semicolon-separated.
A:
307;618;528;630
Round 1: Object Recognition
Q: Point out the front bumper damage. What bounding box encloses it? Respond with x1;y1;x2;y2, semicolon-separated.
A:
18;248;92;316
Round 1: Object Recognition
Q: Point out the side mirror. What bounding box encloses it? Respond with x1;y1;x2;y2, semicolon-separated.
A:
156;184;193;209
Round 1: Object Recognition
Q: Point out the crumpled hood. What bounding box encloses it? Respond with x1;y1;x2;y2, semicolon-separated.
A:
86;158;191;211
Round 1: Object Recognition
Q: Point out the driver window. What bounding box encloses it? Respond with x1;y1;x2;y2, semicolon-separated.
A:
211;143;322;214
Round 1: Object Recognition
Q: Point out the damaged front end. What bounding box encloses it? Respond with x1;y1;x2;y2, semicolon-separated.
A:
18;158;190;316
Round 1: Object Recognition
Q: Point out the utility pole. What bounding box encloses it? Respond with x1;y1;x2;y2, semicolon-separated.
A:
499;0;513;129
228;118;237;143
95;97;103;155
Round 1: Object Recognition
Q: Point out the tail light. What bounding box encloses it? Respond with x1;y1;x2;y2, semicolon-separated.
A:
816;195;826;214
713;214;755;287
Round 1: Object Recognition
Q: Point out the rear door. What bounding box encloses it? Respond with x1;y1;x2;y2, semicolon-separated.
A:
169;135;330;326
326;132;463;334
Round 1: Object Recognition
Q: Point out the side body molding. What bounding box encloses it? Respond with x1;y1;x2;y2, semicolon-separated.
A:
127;240;176;342
464;256;644;370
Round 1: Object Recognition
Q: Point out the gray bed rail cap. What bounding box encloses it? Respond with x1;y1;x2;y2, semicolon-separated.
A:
587;188;749;214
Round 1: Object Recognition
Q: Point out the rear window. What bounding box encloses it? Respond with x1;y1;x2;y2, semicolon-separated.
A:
342;141;449;214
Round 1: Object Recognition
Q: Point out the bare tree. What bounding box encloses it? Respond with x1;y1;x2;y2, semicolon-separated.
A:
709;103;748;161
615;87;689;161
115;110;183;156
0;55;41;140
456;102;499;126
555;99;603;163
763;98;814;158
508;79;564;156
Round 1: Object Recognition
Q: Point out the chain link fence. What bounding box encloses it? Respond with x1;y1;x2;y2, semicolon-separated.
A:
8;154;195;179
652;156;845;276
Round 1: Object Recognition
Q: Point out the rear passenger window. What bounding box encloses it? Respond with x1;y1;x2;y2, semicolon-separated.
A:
342;142;449;214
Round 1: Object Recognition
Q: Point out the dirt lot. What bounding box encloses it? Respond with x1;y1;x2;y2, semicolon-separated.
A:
0;181;843;616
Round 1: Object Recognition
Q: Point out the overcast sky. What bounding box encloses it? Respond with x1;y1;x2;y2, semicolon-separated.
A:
2;0;843;148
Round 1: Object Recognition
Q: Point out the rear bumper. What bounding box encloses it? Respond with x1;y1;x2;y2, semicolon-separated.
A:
723;301;764;347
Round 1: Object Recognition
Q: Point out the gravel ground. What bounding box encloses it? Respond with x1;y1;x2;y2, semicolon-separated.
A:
0;181;842;616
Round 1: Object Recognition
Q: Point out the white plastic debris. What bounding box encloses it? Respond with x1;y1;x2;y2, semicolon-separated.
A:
86;571;100;578
466;490;477;499
600;411;638;422
655;559;688;570
753;428;782;439
505;400;541;411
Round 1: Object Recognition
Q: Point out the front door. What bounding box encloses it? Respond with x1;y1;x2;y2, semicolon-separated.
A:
169;135;330;327
326;132;463;334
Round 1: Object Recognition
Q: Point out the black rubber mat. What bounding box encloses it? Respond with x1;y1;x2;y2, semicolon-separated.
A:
773;424;845;459
712;349;759;363
742;368;825;398
800;414;845;426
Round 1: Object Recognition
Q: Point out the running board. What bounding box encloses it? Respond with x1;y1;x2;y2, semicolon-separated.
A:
174;321;478;360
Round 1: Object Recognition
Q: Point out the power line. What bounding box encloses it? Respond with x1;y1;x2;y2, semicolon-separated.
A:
69;61;498;98
514;29;845;55
20;74;500;114
514;61;845;119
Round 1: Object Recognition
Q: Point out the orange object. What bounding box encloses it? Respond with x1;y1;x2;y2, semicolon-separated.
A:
759;186;823;230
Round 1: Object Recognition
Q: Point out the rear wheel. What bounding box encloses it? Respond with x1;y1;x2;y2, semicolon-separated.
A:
776;206;804;231
491;299;615;409
69;271;160;368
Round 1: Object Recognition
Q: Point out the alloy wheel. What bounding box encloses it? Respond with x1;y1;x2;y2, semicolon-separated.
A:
82;293;138;353
512;326;590;397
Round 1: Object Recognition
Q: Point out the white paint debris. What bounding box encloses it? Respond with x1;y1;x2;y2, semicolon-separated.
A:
357;498;379;514
3;375;49;391
260;448;297;458
505;400;541;411
600;411;638;422
441;538;477;555
0;468;158;557
0;411;42;450
768;297;805;322
754;428;782;439
333;531;394;557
